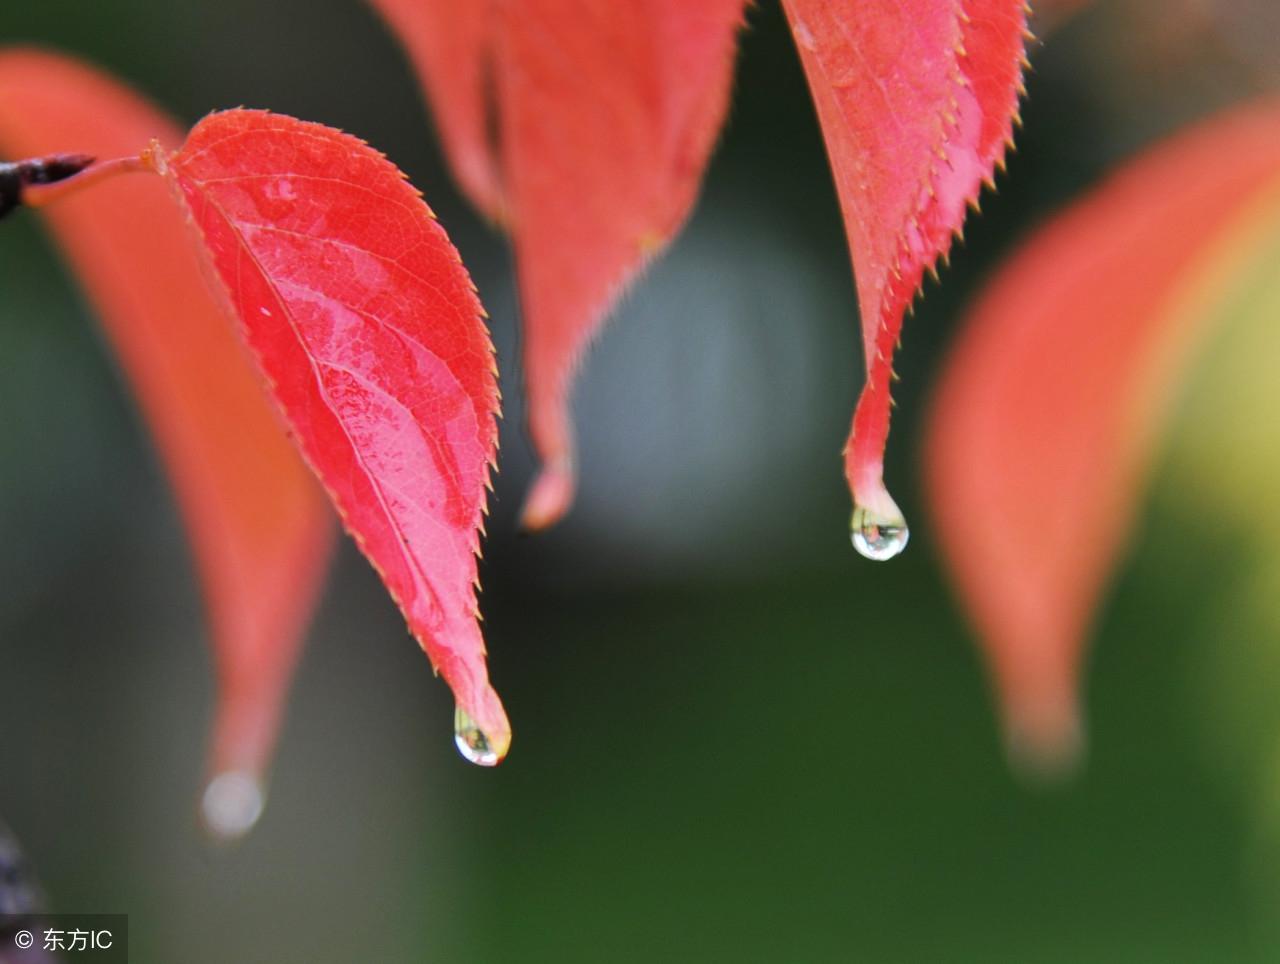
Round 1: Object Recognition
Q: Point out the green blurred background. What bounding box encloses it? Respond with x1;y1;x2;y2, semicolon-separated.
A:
3;1;1280;960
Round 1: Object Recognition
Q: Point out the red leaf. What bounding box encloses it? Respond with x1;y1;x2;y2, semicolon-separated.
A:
371;0;748;529
780;0;1029;558
0;50;335;833
153;110;510;763
924;101;1280;770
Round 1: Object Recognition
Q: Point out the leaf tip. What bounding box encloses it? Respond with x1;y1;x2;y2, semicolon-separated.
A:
1001;685;1086;784
519;459;576;533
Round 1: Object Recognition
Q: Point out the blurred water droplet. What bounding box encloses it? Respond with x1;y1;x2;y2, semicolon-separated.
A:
454;706;500;766
792;20;817;51
0;819;43;915
850;504;910;560
201;771;265;841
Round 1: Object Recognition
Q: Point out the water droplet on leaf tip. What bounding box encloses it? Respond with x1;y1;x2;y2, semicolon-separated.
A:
201;770;265;841
850;504;909;560
454;706;500;766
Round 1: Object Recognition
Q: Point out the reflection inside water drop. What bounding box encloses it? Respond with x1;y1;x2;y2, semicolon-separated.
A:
454;706;500;766
850;504;910;561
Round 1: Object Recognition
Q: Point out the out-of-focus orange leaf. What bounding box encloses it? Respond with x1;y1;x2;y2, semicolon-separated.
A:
924;101;1280;771
153;110;509;766
370;0;747;529
780;0;1029;559
0;49;335;836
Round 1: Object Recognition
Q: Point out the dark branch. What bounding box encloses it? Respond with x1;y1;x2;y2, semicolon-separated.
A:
0;153;96;221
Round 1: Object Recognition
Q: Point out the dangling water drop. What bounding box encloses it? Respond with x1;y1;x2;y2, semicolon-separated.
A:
454;706;500;766
201;770;265;841
850;503;910;560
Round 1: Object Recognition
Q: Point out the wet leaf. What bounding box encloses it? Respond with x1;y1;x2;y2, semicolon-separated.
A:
153;110;510;762
923;101;1280;770
780;0;1030;557
0;50;336;832
371;0;748;528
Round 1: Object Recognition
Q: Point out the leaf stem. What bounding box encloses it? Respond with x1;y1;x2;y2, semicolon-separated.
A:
18;154;149;209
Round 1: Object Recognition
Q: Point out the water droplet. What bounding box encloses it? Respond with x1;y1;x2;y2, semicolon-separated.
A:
201;771;265;841
792;19;817;51
454;706;500;766
850;504;910;560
